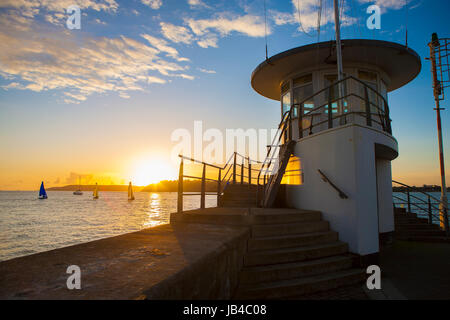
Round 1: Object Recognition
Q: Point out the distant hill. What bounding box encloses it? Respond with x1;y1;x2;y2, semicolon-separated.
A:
140;180;218;192
48;185;143;192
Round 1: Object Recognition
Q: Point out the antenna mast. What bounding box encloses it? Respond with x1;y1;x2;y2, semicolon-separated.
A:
333;0;345;119
428;33;450;235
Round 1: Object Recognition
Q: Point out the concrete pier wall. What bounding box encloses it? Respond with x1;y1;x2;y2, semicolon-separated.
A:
0;221;250;300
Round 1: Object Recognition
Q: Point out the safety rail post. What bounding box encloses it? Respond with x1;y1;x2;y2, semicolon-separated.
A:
177;158;183;213
233;152;237;184
200;163;206;209
364;86;372;127
217;169;221;207
298;103;303;139
248;161;252;185
407;189;411;213
241;158;244;185
328;87;333;129
288;112;292;141
428;195;433;225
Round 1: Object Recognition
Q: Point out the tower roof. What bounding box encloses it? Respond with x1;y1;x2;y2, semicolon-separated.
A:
251;39;422;100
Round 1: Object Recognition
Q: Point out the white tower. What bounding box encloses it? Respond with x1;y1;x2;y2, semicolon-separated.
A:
252;39;421;262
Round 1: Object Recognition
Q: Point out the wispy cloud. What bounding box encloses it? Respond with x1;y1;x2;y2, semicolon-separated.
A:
187;0;210;9
160;22;194;44
198;68;216;74
358;0;409;10
187;13;267;37
0;7;193;103
141;0;163;10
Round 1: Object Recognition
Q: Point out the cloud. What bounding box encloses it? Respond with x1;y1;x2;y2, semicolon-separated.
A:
160;22;194;44
187;13;268;38
358;0;409;10
140;34;190;62
271;0;356;33
198;68;216;74
0;0;119;26
142;0;163;10
0;8;193;103
187;0;210;9
196;35;218;48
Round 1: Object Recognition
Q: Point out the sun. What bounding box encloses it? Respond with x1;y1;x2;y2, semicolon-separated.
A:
131;158;177;186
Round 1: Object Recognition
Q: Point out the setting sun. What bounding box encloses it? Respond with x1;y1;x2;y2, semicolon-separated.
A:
131;158;177;186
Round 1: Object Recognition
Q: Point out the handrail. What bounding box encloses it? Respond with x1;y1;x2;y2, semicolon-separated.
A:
177;152;260;212
392;180;448;234
318;169;349;199
392;180;441;203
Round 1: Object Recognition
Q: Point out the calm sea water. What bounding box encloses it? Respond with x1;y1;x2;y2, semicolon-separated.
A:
1;190;444;262
393;191;444;223
0;191;216;262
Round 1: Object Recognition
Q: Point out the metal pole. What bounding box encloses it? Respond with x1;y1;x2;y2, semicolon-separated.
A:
407;189;411;214
177;158;183;213
200;163;206;209
233;152;237;184
333;0;345;122
429;33;449;234
217;169;221;207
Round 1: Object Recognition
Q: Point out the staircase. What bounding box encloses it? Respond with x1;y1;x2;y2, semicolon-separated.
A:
219;184;258;207
395;208;449;242
234;208;365;299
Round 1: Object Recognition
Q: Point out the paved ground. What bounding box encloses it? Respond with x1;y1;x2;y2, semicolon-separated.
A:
379;240;450;300
290;284;369;300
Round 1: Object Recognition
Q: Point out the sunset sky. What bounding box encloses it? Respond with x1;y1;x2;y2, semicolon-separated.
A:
0;0;449;190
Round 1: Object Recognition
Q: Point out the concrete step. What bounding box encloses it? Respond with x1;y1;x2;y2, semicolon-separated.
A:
244;241;348;267
395;224;441;230
240;255;353;285
235;268;365;299
395;230;447;237
248;231;338;251
397;236;450;243
220;200;257;208
252;220;329;237
250;209;322;225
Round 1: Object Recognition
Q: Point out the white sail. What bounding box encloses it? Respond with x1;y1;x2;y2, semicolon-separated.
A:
93;183;99;199
128;182;135;200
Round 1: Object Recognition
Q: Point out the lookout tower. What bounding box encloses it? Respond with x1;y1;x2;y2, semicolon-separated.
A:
252;39;421;260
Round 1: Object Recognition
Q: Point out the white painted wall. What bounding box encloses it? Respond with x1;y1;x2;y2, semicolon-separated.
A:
285;124;398;255
376;159;395;234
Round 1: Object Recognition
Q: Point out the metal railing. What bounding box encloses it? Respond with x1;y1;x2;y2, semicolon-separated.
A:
177;152;261;212
392;180;449;235
291;75;392;138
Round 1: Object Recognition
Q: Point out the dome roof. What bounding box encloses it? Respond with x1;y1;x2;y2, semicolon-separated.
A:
251;39;422;100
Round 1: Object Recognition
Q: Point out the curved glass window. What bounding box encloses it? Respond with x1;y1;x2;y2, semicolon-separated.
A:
282;92;291;116
293;74;313;116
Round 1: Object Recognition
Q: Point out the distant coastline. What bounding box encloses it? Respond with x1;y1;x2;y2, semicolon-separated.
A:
47;180;218;193
45;183;450;193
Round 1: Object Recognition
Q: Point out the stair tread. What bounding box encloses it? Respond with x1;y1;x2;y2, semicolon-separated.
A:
239;268;364;292
241;255;352;273
250;208;321;216
251;231;335;241
247;241;346;256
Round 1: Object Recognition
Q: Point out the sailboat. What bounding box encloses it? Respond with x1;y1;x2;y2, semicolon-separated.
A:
39;181;48;199
73;176;83;195
93;183;99;199
128;182;135;201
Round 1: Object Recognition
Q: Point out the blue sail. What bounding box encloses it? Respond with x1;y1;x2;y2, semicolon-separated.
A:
39;181;47;199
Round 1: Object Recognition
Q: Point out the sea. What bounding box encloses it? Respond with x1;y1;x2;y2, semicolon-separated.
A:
0;191;216;262
0;191;444;262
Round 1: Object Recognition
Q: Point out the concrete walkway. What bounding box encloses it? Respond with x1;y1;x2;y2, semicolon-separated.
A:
0;223;248;300
379;240;450;300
